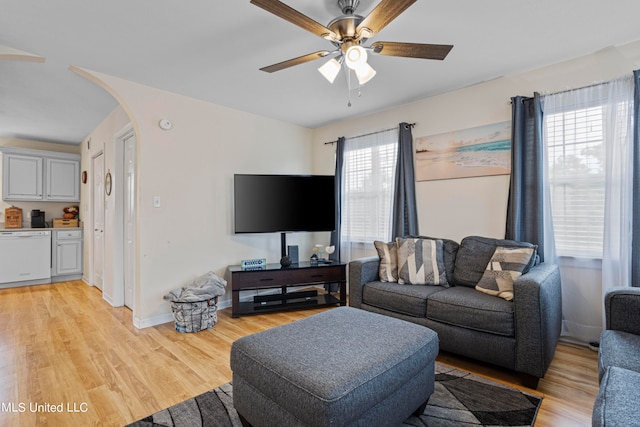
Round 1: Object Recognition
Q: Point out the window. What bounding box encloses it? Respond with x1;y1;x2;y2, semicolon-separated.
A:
544;85;633;258
341;129;398;244
545;105;605;257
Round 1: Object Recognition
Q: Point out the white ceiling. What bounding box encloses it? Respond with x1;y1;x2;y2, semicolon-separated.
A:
2;0;640;145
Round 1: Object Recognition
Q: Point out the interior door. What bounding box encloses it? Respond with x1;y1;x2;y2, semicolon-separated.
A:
123;134;136;308
92;152;105;291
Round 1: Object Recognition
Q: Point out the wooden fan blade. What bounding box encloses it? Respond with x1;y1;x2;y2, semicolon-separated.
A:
356;0;416;37
371;41;453;60
250;0;337;40
259;51;330;73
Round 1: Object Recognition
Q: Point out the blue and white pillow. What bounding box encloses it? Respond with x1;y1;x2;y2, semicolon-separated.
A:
374;240;398;283
475;246;535;300
396;238;448;286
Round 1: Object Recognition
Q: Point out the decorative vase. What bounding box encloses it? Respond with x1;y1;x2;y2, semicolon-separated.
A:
280;256;291;268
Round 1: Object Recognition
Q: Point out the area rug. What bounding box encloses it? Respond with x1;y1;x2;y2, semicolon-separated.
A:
127;363;542;427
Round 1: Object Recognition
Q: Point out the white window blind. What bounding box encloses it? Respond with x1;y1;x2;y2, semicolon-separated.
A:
341;128;398;243
545;105;605;257
544;90;632;258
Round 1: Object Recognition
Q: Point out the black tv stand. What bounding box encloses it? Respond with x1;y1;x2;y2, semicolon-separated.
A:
228;261;346;317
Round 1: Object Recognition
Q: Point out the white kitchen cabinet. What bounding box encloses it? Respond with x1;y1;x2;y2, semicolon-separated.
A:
46;157;80;201
52;229;83;280
2;153;44;200
1;147;80;202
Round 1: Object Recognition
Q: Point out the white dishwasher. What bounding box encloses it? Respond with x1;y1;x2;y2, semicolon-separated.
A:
0;230;51;284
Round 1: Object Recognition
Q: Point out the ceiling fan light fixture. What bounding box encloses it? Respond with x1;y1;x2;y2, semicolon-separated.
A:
251;0;453;102
321;32;339;42
355;62;376;85
338;0;360;15
345;45;367;70
318;58;342;83
358;27;374;39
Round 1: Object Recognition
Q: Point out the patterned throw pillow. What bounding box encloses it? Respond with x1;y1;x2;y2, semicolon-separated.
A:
475;246;535;301
374;241;398;282
396;238;448;286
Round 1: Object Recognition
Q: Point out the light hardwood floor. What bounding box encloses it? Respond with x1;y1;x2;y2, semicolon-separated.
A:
0;281;598;426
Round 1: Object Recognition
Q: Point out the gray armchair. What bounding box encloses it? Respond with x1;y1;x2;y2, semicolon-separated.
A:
604;287;640;333
593;287;640;426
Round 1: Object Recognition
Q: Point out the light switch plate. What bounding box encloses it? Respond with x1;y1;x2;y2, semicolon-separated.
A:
153;196;161;208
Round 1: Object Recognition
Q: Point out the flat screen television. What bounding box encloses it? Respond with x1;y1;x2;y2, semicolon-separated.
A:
233;174;336;234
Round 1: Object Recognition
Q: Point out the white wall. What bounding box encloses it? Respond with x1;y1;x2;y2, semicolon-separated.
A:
80;106;131;298
313;41;640;241
0;137;80;226
312;75;521;243
76;40;640;334
76;69;317;326
311;40;640;344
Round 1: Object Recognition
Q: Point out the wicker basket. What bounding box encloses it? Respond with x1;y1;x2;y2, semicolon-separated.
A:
53;218;79;228
170;297;218;333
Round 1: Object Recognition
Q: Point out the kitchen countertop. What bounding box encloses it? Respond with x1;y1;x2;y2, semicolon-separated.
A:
0;226;82;232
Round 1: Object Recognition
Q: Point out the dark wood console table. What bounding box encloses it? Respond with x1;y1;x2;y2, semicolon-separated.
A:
228;262;346;317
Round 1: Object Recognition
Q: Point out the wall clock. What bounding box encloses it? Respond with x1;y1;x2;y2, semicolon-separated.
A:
105;171;112;196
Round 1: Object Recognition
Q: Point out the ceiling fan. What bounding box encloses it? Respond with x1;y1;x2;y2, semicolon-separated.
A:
250;0;453;87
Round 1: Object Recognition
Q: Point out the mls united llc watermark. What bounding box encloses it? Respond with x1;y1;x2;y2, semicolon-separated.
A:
2;401;89;413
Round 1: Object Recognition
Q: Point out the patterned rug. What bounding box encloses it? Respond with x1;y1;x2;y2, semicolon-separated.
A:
127;363;542;427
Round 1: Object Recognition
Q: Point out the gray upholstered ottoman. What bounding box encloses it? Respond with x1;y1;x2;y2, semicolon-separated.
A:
230;306;438;427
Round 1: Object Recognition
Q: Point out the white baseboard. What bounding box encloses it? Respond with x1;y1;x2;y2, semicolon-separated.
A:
102;293;115;306
132;297;232;329
217;298;232;310
134;312;174;329
0;277;51;289
131;289;311;329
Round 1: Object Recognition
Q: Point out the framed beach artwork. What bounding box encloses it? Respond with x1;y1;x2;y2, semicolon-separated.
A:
415;121;512;181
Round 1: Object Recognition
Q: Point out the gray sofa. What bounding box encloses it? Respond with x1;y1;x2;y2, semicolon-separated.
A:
349;235;562;389
593;287;640;426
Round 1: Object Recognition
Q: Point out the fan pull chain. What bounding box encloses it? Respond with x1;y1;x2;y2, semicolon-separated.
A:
345;63;352;107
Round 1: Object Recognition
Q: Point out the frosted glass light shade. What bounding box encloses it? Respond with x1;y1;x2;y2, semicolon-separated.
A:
318;58;341;83
345;46;367;70
355;62;376;85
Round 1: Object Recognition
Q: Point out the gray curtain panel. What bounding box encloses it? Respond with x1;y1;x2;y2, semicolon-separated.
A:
330;137;345;264
505;94;546;261
633;71;640;286
392;122;419;239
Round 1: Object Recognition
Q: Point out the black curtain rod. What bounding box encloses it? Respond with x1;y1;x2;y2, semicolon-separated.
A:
324;123;416;145
509;94;537;104
543;75;633;97
510;72;634;104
